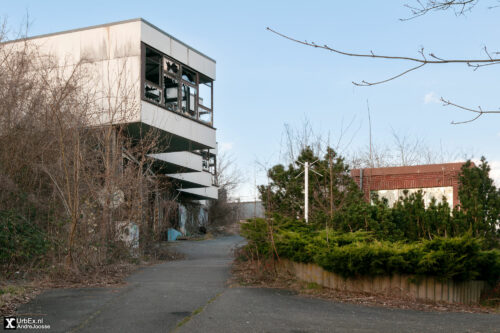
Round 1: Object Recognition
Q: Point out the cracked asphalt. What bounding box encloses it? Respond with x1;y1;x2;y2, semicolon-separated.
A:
17;236;500;332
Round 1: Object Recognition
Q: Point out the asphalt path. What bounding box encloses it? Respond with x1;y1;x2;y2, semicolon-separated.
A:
17;236;500;332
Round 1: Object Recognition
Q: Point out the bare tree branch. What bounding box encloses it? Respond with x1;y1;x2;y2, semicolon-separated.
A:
354;64;427;86
266;27;500;87
440;97;500;124
401;0;479;21
266;27;500;66
267;22;500;124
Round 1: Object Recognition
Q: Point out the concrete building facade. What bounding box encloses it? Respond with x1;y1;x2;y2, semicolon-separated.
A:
8;18;219;234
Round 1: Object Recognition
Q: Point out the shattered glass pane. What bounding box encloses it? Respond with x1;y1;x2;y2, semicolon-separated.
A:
198;80;212;109
164;58;180;76
145;83;161;103
198;106;212;124
164;76;179;111
182;67;197;85
181;84;197;118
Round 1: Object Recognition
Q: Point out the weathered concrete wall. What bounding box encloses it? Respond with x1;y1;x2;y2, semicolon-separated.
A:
374;186;454;208
279;259;486;304
5;20;143;125
140;21;216;80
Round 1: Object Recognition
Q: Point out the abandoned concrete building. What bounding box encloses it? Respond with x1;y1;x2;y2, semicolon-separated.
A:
12;18;218;237
351;163;468;208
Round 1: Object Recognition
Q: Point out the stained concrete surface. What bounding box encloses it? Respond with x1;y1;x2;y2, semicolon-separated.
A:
17;236;500;332
17;236;243;332
179;287;500;333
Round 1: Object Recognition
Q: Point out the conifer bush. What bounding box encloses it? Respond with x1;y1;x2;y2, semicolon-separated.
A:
241;216;500;283
249;148;500;283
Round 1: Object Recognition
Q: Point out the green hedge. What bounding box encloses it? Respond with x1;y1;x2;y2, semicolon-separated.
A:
241;216;500;283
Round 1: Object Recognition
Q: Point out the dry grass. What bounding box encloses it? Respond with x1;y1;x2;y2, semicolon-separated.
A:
0;283;43;317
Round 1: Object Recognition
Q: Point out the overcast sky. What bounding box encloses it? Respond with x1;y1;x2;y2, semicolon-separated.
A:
2;0;499;199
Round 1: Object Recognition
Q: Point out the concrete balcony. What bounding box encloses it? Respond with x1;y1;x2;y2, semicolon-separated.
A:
179;186;218;200
148;151;203;173
166;171;213;189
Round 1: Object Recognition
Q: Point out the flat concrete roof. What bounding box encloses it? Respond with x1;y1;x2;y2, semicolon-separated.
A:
4;18;216;63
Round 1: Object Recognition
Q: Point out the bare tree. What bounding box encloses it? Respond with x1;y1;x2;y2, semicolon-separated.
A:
208;152;244;228
0;22;170;273
215;152;244;199
279;116;359;168
280;119;324;165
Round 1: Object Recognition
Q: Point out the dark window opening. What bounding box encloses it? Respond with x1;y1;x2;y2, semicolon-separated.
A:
200;150;217;186
145;48;161;85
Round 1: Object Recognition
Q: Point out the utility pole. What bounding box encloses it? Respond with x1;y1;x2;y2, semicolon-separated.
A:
304;161;309;223
296;160;321;224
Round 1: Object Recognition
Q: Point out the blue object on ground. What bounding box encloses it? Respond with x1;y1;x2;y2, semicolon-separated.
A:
167;228;182;241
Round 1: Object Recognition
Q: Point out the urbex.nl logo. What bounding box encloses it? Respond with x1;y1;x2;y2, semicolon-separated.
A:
3;317;17;329
3;316;50;330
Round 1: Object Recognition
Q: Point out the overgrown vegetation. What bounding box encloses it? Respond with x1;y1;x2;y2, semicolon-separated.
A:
0;24;175;280
246;147;500;285
0;211;49;268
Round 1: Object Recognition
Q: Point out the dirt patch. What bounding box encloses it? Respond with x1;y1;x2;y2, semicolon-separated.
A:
0;284;42;317
177;232;215;241
230;257;499;314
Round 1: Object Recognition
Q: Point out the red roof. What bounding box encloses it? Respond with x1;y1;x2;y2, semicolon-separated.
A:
351;162;470;177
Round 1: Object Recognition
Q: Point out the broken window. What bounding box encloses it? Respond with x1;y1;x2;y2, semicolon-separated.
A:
142;43;214;126
145;84;161;103
163;76;179;111
164;58;180;76
198;76;213;124
200;150;216;176
181;84;197;118
145;47;162;103
198;77;212;109
198;107;212;124
209;155;216;176
145;48;161;85
182;67;197;85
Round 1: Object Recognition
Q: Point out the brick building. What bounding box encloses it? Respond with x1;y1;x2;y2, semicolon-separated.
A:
350;163;470;208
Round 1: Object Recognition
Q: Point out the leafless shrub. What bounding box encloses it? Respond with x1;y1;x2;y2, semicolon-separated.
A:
0;22;171;275
208;152;244;228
